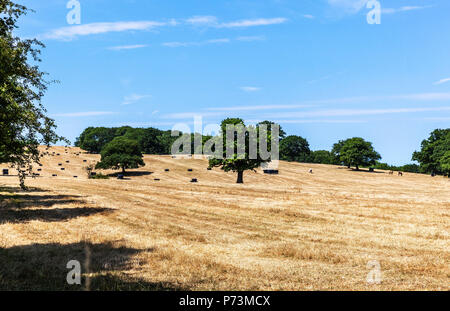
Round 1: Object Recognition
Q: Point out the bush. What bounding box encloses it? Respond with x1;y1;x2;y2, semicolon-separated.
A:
90;173;109;180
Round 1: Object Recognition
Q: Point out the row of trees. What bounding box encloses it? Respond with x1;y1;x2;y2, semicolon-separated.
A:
76;123;450;180
75;126;178;155
280;136;381;170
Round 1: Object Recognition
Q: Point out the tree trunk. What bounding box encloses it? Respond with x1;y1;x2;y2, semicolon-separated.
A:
356;165;359;170
121;166;126;174
236;171;244;184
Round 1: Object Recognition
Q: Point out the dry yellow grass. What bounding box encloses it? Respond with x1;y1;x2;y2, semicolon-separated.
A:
0;146;449;290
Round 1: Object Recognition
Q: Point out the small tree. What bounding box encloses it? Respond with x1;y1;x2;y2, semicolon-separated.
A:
95;137;145;174
208;118;276;184
339;137;381;170
84;164;94;179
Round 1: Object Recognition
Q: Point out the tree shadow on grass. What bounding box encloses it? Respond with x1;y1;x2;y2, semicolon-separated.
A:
0;241;184;291
349;168;385;174
107;171;153;177
0;186;47;194
0;190;114;224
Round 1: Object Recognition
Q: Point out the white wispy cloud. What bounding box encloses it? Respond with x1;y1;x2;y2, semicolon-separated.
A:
185;16;218;25
107;44;148;51
303;14;315;19
217;17;287;28
185;15;287;28
207;92;450;113
52;111;116;117
41;21;169;40
327;0;368;13
236;35;266;42
240;86;262;92
42;16;286;40
424;117;450;121
161;112;225;119
390;92;450;101
382;6;432;14
271;107;450;119
433;78;450;85
208;104;312;112
122;94;152;105
328;1;431;15
207;38;231;44
162;38;230;47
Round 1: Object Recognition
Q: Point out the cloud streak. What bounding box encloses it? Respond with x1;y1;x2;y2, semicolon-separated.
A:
271;107;450;119
382;6;432;14
108;44;148;51
42;16;287;41
52;111;116;117
122;94;152;105
217;17;288;28
434;78;450;85
162;38;230;47
42;21;169;40
240;86;261;92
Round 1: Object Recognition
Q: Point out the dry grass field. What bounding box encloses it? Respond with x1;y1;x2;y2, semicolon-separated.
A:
0;146;449;290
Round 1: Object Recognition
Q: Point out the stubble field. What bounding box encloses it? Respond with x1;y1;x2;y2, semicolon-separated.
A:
0;146;448;290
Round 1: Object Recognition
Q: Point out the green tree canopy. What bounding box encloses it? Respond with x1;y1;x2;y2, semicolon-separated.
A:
0;0;65;188
75;126;180;155
95;137;145;173
208;118;276;183
279;135;311;162
339;137;381;170
412;129;450;174
75;127;122;154
331;139;348;166
257;120;286;139
310;150;334;164
440;151;450;177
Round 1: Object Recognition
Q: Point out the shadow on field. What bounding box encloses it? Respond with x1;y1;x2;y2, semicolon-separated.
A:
0;189;113;224
0;241;184;290
107;171;153;177
349;169;384;174
0;186;47;193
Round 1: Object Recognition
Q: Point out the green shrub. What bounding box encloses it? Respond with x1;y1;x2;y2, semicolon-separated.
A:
90;173;109;180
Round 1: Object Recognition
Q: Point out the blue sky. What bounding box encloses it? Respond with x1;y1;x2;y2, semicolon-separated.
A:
15;0;450;165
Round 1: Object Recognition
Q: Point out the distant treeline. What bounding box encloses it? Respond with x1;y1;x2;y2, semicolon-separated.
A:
75;126;182;155
75;126;450;176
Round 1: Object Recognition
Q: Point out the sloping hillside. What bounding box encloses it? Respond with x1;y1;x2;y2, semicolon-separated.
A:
0;146;449;290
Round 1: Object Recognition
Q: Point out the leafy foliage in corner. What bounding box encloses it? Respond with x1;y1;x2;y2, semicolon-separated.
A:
0;0;66;189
